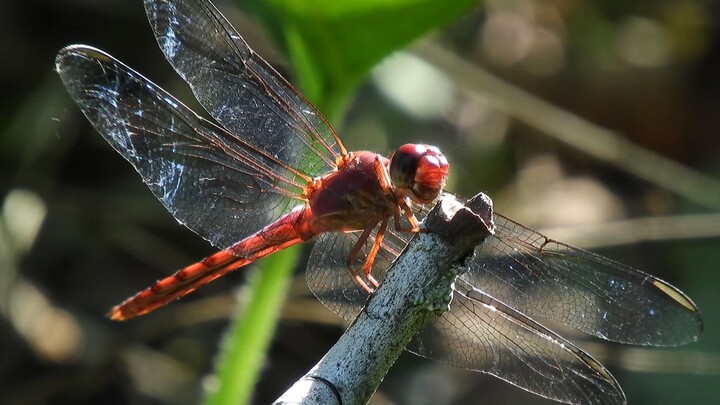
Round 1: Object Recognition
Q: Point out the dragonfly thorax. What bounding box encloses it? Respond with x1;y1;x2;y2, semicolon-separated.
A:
308;151;397;232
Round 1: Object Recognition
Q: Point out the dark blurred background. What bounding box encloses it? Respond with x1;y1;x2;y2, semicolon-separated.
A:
1;0;719;404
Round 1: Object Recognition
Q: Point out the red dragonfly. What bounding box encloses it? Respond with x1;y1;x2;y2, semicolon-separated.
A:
56;0;702;403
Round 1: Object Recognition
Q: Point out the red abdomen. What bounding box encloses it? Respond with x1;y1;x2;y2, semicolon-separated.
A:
108;206;317;320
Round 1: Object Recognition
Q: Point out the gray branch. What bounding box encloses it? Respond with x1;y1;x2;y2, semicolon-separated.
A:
274;193;495;405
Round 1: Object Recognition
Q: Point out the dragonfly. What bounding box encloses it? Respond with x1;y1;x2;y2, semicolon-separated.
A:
56;0;703;403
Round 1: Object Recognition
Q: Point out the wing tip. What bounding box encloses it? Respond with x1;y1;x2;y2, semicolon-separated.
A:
56;45;112;74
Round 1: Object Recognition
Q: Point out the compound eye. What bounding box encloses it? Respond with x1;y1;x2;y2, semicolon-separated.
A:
390;144;449;204
389;144;420;189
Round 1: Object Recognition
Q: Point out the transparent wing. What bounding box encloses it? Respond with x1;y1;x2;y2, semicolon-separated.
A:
143;0;345;178
306;198;424;318
307;195;702;347
307;207;626;404
307;231;368;320
464;214;703;346
307;225;412;320
407;278;626;405
56;45;309;249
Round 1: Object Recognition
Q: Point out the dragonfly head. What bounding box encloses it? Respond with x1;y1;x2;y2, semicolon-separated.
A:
390;143;450;204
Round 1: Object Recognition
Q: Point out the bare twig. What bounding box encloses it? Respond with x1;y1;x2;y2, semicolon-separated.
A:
273;193;495;405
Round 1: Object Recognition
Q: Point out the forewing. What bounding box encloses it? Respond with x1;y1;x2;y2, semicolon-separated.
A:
464;213;703;345
56;45;307;249
144;0;344;178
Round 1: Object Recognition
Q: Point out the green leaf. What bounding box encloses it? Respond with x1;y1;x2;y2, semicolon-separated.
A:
241;0;478;120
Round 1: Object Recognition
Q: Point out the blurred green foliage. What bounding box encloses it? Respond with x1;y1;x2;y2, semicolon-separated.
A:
245;0;477;119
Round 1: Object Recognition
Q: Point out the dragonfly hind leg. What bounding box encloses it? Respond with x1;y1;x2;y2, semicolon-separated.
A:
345;226;375;294
345;218;390;293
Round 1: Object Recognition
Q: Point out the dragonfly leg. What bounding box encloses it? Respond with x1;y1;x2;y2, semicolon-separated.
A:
360;217;389;289
346;224;378;294
374;154;395;195
373;154;421;233
393;199;421;232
